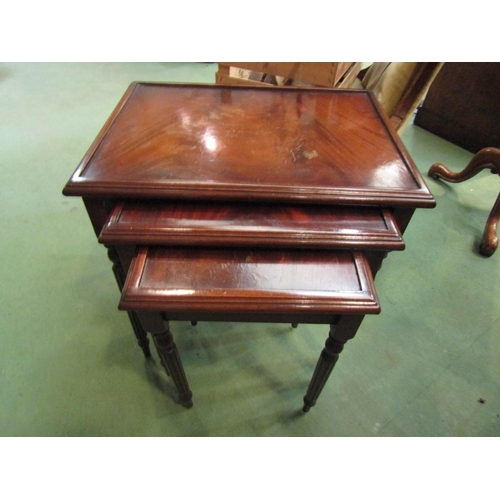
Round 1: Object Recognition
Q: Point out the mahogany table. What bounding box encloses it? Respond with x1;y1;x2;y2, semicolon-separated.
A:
63;82;435;412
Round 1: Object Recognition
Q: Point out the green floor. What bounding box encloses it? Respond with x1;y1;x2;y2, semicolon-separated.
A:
1;62;499;437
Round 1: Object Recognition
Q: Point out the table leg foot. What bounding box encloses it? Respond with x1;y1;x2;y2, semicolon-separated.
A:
291;323;298;329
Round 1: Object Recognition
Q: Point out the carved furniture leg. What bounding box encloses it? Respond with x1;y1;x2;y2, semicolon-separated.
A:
428;147;500;184
429;147;500;257
479;192;500;256
106;246;151;357
138;312;193;408
303;315;364;412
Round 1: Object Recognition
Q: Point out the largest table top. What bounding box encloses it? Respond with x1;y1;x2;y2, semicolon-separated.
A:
63;82;435;208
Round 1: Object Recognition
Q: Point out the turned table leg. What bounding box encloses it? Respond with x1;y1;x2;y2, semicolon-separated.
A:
151;324;193;408
303;315;364;412
139;312;193;408
428;147;500;257
106;246;151;357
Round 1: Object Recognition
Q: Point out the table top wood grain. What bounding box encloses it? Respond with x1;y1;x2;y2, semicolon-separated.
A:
119;247;380;320
99;200;405;250
63;82;435;208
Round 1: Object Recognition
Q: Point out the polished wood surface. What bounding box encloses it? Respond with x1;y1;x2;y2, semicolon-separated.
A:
120;246;379;409
62;82;435;411
119;247;380;320
99;201;404;250
63;82;434;208
429;147;500;256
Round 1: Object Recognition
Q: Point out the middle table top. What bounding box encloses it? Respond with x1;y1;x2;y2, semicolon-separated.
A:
99;201;404;250
64;82;435;208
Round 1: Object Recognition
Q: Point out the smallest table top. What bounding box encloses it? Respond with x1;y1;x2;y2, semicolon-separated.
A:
119;247;380;323
64;82;435;209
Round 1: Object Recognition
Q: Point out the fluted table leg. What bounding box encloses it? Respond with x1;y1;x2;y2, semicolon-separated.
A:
151;324;193;408
106;246;151;357
139;312;193;408
303;315;364;412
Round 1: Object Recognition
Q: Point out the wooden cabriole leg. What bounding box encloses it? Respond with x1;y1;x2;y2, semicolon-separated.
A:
106;245;151;357
479;192;500;256
428;147;500;184
141;312;193;408
428;147;500;257
303;315;364;412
